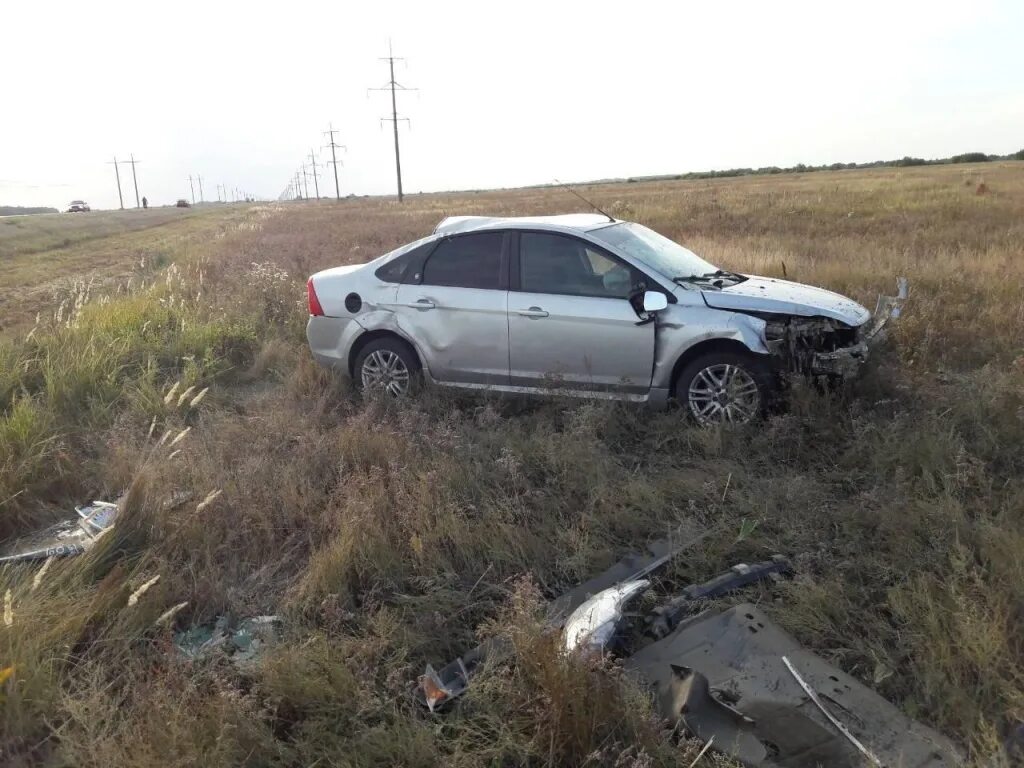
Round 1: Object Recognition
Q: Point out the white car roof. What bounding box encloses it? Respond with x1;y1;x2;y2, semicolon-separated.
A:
434;213;617;236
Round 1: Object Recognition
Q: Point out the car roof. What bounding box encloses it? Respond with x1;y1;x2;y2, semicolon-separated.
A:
434;213;618;236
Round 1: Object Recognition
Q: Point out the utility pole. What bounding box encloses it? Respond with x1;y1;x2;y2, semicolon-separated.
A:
108;157;125;209
370;40;417;202
188;175;196;205
324;122;347;200
308;150;321;199
216;184;222;202
127;154;141;208
300;164;310;199
197;175;204;203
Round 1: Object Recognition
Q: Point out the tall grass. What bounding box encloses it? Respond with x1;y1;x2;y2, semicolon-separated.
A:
1;164;1022;766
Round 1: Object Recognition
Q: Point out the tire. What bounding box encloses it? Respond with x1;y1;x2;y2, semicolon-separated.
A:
353;337;421;397
673;350;775;426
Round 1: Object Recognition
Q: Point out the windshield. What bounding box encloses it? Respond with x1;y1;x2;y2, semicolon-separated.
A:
589;222;719;281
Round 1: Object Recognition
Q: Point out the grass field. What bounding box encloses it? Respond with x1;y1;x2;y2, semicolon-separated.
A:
0;206;251;333
0;163;1022;766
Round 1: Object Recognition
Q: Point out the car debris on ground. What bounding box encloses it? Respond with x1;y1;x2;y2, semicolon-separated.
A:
418;520;711;712
644;555;792;640
416;535;961;767
173;615;281;664
0;500;118;564
563;578;650;655
627;604;959;767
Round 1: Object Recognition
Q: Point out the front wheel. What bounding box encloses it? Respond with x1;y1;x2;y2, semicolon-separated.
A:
354;338;421;397
673;351;774;426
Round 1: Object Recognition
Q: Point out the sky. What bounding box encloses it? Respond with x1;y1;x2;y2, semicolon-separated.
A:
1;0;1021;210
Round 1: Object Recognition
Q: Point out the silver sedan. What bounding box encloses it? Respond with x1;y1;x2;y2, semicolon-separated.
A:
306;214;905;424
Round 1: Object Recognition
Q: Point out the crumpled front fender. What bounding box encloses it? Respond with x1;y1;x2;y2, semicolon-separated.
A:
652;305;769;390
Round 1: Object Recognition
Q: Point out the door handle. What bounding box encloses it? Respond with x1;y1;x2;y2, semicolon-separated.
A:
517;306;548;318
400;299;435;310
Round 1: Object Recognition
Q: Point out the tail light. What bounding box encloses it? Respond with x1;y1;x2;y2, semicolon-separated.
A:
307;278;325;317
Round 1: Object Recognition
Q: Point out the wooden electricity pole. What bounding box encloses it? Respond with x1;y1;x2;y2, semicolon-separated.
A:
323;123;347;200
369;41;417;202
127;154;141;208
109;157;125;209
308;150;321;199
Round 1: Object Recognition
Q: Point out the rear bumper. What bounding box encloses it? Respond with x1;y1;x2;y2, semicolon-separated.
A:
306;315;361;375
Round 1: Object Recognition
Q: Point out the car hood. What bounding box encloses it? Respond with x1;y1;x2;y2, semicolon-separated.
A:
701;275;871;326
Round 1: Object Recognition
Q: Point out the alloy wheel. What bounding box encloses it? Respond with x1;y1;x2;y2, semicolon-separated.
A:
360;349;411;396
687;363;760;425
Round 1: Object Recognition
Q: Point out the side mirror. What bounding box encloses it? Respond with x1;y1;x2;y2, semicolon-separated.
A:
642;291;668;312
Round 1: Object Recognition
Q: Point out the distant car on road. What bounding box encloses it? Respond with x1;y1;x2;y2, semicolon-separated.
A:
306;214;907;424
176;199;191;208
66;200;90;213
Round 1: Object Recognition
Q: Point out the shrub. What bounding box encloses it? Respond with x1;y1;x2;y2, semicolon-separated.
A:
951;152;990;163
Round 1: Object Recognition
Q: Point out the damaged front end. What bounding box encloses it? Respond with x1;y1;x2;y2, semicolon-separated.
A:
764;278;908;378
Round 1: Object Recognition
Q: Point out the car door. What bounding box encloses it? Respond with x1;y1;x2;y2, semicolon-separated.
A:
393;231;510;386
508;231;656;394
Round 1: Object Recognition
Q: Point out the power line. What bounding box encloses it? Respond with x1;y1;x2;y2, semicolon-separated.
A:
369;40;417;202
108;157;124;210
323;123;347;200
308;149;321;200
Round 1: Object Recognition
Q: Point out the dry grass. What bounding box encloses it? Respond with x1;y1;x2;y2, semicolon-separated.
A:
0;163;1022;766
0;205;254;333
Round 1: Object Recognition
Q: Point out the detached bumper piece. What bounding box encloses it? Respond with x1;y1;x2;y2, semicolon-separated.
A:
625;603;960;768
811;277;909;377
416;521;710;712
646;555;791;640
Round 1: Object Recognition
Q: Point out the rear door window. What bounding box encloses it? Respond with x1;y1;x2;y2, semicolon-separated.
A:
422;233;504;289
375;240;435;283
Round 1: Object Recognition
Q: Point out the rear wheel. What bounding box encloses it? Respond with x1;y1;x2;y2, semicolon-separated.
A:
673;351;774;425
354;338;421;397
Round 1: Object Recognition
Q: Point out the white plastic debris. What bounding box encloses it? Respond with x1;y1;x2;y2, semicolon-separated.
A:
563;579;650;655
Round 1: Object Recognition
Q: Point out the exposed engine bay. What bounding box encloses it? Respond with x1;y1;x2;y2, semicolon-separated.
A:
759;278;908;378
764;315;865;376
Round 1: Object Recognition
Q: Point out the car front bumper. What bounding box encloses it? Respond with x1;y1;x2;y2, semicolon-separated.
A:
809;278;908;377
